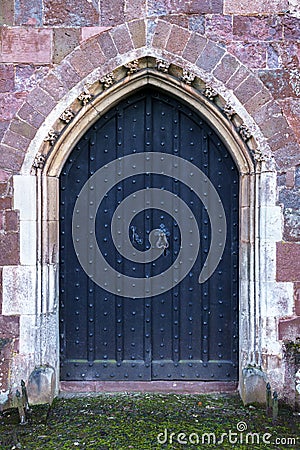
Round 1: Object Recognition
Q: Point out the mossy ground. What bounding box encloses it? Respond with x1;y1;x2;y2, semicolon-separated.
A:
0;393;299;449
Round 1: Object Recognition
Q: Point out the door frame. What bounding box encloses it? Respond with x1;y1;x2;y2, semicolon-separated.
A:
11;64;281;396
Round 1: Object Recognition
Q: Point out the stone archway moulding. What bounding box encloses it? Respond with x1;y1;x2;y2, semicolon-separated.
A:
3;23;293;400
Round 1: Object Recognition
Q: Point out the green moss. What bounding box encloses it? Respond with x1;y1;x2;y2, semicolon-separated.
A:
284;339;300;366
284;338;300;354
0;338;10;351
0;393;299;449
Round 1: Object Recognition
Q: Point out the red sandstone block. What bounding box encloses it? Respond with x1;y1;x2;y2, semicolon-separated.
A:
268;128;296;154
17;102;45;128
60;381;97;392
275;42;299;70
81;27;111;42
68;48;95;78
100;0;124;26
228;42;267;69
0;315;19;337
80;40;106;70
259;69;297;99
44;0;99;26
277;98;300;143
39;73;68;103
125;0;145;21
206;14;233;44
225;0;287;14
272;140;300;170
0;169;11;183
233;15;283;41
260;115;290;140
27;87;56;117
213;54;240;84
267;42;281;70
283;16;300;41
0;232;19;265
151;20;172;49
97;32;118;59
15;0;43;26
226;65;250;90
0;340;12;391
0;145;24;172
285;170;295;189
0;65;14;93
0;93;27;122
0;0;14;26
234;74;264;105
145;0;166;15
253;101;282;128
10;118;36;141
206;0;223;13
5;210;19;232
278;316;300;341
277;242;300;282
0;28;52;64
182;33;207;63
0;122;9;141
0;196;12;210
148;0;223;14
196;41;225;72
163;15;189;28
0;183;8;197
166;25;190;55
54;61;81;90
244;88;273;116
2;129;30;152
111;24;134;54
128;20;146;48
15;64;50;92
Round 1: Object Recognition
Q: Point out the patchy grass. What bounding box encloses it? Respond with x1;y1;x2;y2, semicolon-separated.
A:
0;393;299;449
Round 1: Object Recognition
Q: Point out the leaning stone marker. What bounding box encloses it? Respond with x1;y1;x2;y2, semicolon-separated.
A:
241;366;267;405
27;365;56;405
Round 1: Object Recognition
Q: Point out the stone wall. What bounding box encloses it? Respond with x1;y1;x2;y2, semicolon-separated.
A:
0;0;299;404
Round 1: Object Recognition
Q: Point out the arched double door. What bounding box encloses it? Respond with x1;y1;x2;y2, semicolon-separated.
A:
59;88;239;381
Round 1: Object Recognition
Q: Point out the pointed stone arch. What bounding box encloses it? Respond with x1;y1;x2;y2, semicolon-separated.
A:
2;22;294;399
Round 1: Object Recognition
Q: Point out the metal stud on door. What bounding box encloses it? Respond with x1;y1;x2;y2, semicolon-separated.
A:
59;88;239;381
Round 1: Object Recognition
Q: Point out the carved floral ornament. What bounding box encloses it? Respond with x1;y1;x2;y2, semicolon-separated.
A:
239;124;252;142
156;59;170;73
44;129;60;146
223;103;236;119
203;85;218;101
124;60;140;75
78;88;93;105
32;152;46;170
181;69;196;85
40;57;264;170
60;108;75;124
100;72;115;89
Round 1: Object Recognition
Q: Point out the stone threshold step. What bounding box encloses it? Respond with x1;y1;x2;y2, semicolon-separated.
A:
60;381;238;395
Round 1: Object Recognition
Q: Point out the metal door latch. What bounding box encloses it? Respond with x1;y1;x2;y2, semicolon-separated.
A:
154;229;169;255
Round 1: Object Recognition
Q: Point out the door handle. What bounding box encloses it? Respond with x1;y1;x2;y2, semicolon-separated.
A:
155;231;169;250
153;229;169;255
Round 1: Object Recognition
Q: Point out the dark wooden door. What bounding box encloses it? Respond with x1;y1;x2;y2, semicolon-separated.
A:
59;88;239;381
